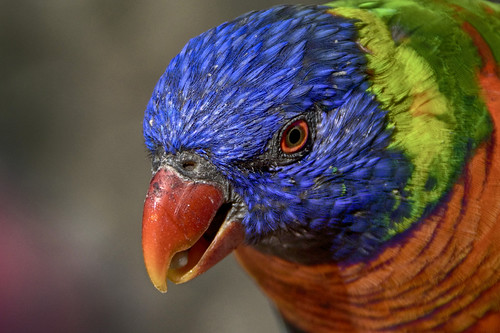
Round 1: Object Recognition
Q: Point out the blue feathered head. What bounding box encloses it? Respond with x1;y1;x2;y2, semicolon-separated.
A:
143;5;411;264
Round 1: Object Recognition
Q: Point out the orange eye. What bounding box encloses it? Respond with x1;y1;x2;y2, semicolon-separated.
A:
280;119;309;154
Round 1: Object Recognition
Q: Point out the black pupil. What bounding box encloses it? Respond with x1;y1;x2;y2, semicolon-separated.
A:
287;127;303;146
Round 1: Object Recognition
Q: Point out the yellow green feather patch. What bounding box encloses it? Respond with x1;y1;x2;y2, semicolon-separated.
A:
327;0;494;235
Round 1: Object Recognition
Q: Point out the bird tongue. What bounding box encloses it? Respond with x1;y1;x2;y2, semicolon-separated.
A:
142;167;245;292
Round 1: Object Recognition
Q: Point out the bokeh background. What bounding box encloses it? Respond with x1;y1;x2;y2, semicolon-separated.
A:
0;0;323;332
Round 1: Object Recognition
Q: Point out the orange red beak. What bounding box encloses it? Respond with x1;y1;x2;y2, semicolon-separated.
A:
142;167;245;292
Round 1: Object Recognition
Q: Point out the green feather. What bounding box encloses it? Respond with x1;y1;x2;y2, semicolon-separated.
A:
325;0;498;235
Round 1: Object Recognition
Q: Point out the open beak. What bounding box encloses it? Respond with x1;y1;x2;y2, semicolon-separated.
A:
142;167;245;292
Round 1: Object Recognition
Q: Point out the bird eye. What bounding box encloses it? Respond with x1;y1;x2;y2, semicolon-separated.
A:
280;119;309;154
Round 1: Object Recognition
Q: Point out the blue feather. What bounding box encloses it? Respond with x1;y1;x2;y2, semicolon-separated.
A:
143;5;413;262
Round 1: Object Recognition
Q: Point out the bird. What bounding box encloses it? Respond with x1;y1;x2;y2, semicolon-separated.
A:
141;0;500;331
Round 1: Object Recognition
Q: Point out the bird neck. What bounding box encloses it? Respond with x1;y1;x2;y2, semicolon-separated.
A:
235;135;500;332
235;11;500;333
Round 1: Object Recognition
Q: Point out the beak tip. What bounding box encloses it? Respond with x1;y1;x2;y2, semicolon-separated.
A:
155;283;168;293
148;272;168;293
144;260;169;293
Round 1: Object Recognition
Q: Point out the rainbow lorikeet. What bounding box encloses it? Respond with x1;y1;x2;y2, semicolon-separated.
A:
141;0;500;331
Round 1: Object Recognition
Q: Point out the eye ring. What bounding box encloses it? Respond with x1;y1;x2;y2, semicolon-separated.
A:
280;119;309;154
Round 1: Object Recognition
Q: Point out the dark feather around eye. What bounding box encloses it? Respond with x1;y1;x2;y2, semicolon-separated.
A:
236;106;319;171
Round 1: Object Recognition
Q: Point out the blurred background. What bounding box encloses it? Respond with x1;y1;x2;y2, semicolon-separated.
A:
0;0;323;332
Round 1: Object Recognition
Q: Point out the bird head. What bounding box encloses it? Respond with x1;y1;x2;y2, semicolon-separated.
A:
142;5;411;292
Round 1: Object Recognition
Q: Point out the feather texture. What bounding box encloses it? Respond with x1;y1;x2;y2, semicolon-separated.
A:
142;0;500;331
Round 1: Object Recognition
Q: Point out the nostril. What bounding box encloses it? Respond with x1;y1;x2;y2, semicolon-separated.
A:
181;160;197;172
